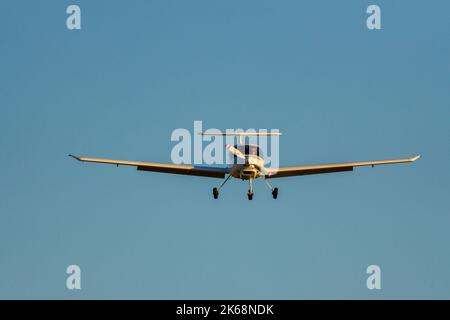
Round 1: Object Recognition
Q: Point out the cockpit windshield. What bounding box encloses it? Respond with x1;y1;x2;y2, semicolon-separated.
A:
235;144;263;157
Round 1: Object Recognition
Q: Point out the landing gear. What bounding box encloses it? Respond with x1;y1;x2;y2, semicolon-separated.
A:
213;175;278;200
212;175;232;199
247;178;254;200
272;187;278;199
264;179;278;199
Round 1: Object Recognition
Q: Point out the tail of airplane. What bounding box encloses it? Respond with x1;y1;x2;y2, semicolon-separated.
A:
198;131;281;144
198;132;282;136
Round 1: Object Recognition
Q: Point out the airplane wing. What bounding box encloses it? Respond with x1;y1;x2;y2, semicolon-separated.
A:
266;155;421;179
69;155;227;178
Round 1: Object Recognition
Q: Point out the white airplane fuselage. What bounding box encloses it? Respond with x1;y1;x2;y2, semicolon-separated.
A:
229;153;267;180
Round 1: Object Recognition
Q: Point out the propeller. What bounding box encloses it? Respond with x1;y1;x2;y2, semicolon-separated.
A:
226;144;273;176
226;144;246;160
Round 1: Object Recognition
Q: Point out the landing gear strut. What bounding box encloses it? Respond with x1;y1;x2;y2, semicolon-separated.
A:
212;174;232;199
263;179;278;199
247;178;254;200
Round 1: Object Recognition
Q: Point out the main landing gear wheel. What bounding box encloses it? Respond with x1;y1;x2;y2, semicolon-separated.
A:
213;187;219;199
272;187;278;199
247;192;254;200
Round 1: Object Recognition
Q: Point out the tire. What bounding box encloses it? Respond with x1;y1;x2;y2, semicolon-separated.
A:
272;188;278;199
213;188;219;199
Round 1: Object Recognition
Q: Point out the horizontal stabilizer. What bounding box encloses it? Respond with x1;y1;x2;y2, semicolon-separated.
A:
199;132;281;136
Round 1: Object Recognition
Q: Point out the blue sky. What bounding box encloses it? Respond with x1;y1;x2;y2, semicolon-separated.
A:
0;0;449;299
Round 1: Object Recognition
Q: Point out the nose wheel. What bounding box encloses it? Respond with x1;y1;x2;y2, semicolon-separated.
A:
247;178;254;200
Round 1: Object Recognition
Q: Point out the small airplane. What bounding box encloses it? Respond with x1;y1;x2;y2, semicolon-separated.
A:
69;132;421;200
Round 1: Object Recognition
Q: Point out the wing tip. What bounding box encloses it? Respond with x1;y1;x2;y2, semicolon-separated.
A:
68;154;81;161
411;154;421;162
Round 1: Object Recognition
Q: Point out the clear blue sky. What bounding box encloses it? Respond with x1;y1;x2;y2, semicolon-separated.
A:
0;0;449;299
